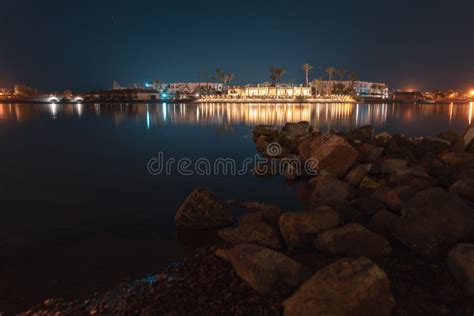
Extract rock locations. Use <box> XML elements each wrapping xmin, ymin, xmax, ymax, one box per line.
<box><xmin>279</xmin><ymin>209</ymin><xmax>340</xmax><ymax>248</ymax></box>
<box><xmin>344</xmin><ymin>164</ymin><xmax>372</xmax><ymax>186</ymax></box>
<box><xmin>437</xmin><ymin>130</ymin><xmax>459</xmax><ymax>145</ymax></box>
<box><xmin>381</xmin><ymin>159</ymin><xmax>408</xmax><ymax>174</ymax></box>
<box><xmin>281</xmin><ymin>122</ymin><xmax>311</xmax><ymax>138</ymax></box>
<box><xmin>255</xmin><ymin>135</ymin><xmax>269</xmax><ymax>152</ymax></box>
<box><xmin>389</xmin><ymin>167</ymin><xmax>438</xmax><ymax>190</ymax></box>
<box><xmin>218</xmin><ymin>221</ymin><xmax>283</xmax><ymax>249</ymax></box>
<box><xmin>349</xmin><ymin>197</ymin><xmax>386</xmax><ymax>216</ymax></box>
<box><xmin>392</xmin><ymin>188</ymin><xmax>474</xmax><ymax>256</ymax></box>
<box><xmin>466</xmin><ymin>140</ymin><xmax>474</xmax><ymax>154</ymax></box>
<box><xmin>450</xmin><ymin>177</ymin><xmax>474</xmax><ymax>202</ymax></box>
<box><xmin>375</xmin><ymin>131</ymin><xmax>392</xmax><ymax>141</ymax></box>
<box><xmin>373</xmin><ymin>186</ymin><xmax>418</xmax><ymax>212</ymax></box>
<box><xmin>386</xmin><ymin>135</ymin><xmax>417</xmax><ymax>161</ymax></box>
<box><xmin>298</xmin><ymin>134</ymin><xmax>359</xmax><ymax>177</ymax></box>
<box><xmin>448</xmin><ymin>244</ymin><xmax>474</xmax><ymax>296</ymax></box>
<box><xmin>252</xmin><ymin>125</ymin><xmax>278</xmax><ymax>140</ymax></box>
<box><xmin>313</xmin><ymin>223</ymin><xmax>392</xmax><ymax>257</ymax></box>
<box><xmin>464</xmin><ymin>126</ymin><xmax>474</xmax><ymax>147</ymax></box>
<box><xmin>359</xmin><ymin>144</ymin><xmax>384</xmax><ymax>163</ymax></box>
<box><xmin>359</xmin><ymin>176</ymin><xmax>382</xmax><ymax>191</ymax></box>
<box><xmin>368</xmin><ymin>209</ymin><xmax>400</xmax><ymax>237</ymax></box>
<box><xmin>441</xmin><ymin>152</ymin><xmax>474</xmax><ymax>167</ymax></box>
<box><xmin>416</xmin><ymin>137</ymin><xmax>451</xmax><ymax>158</ymax></box>
<box><xmin>347</xmin><ymin>125</ymin><xmax>373</xmax><ymax>142</ymax></box>
<box><xmin>216</xmin><ymin>244</ymin><xmax>311</xmax><ymax>295</ymax></box>
<box><xmin>282</xmin><ymin>257</ymin><xmax>395</xmax><ymax>316</ymax></box>
<box><xmin>236</xmin><ymin>202</ymin><xmax>282</xmax><ymax>228</ymax></box>
<box><xmin>175</xmin><ymin>187</ymin><xmax>233</xmax><ymax>229</ymax></box>
<box><xmin>311</xmin><ymin>174</ymin><xmax>356</xmax><ymax>207</ymax></box>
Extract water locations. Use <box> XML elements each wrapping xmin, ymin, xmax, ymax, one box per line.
<box><xmin>0</xmin><ymin>102</ymin><xmax>472</xmax><ymax>313</ymax></box>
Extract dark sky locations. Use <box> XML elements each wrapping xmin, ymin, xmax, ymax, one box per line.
<box><xmin>0</xmin><ymin>0</ymin><xmax>473</xmax><ymax>92</ymax></box>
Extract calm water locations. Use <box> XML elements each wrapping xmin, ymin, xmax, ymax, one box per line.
<box><xmin>0</xmin><ymin>102</ymin><xmax>473</xmax><ymax>313</ymax></box>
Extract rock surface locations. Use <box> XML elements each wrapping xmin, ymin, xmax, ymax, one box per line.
<box><xmin>345</xmin><ymin>164</ymin><xmax>372</xmax><ymax>186</ymax></box>
<box><xmin>448</xmin><ymin>244</ymin><xmax>474</xmax><ymax>297</ymax></box>
<box><xmin>313</xmin><ymin>223</ymin><xmax>392</xmax><ymax>257</ymax></box>
<box><xmin>359</xmin><ymin>143</ymin><xmax>384</xmax><ymax>163</ymax></box>
<box><xmin>216</xmin><ymin>244</ymin><xmax>310</xmax><ymax>295</ymax></box>
<box><xmin>282</xmin><ymin>257</ymin><xmax>395</xmax><ymax>316</ymax></box>
<box><xmin>311</xmin><ymin>174</ymin><xmax>356</xmax><ymax>207</ymax></box>
<box><xmin>218</xmin><ymin>221</ymin><xmax>283</xmax><ymax>249</ymax></box>
<box><xmin>450</xmin><ymin>177</ymin><xmax>474</xmax><ymax>202</ymax></box>
<box><xmin>175</xmin><ymin>187</ymin><xmax>233</xmax><ymax>229</ymax></box>
<box><xmin>298</xmin><ymin>134</ymin><xmax>358</xmax><ymax>177</ymax></box>
<box><xmin>373</xmin><ymin>186</ymin><xmax>418</xmax><ymax>212</ymax></box>
<box><xmin>279</xmin><ymin>209</ymin><xmax>340</xmax><ymax>248</ymax></box>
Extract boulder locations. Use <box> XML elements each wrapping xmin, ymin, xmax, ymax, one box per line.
<box><xmin>252</xmin><ymin>125</ymin><xmax>278</xmax><ymax>140</ymax></box>
<box><xmin>359</xmin><ymin>176</ymin><xmax>382</xmax><ymax>191</ymax></box>
<box><xmin>349</xmin><ymin>197</ymin><xmax>386</xmax><ymax>216</ymax></box>
<box><xmin>218</xmin><ymin>221</ymin><xmax>283</xmax><ymax>249</ymax></box>
<box><xmin>441</xmin><ymin>152</ymin><xmax>474</xmax><ymax>167</ymax></box>
<box><xmin>392</xmin><ymin>188</ymin><xmax>474</xmax><ymax>256</ymax></box>
<box><xmin>373</xmin><ymin>186</ymin><xmax>418</xmax><ymax>212</ymax></box>
<box><xmin>381</xmin><ymin>159</ymin><xmax>408</xmax><ymax>174</ymax></box>
<box><xmin>313</xmin><ymin>223</ymin><xmax>392</xmax><ymax>257</ymax></box>
<box><xmin>386</xmin><ymin>135</ymin><xmax>417</xmax><ymax>161</ymax></box>
<box><xmin>437</xmin><ymin>130</ymin><xmax>459</xmax><ymax>145</ymax></box>
<box><xmin>416</xmin><ymin>137</ymin><xmax>450</xmax><ymax>158</ymax></box>
<box><xmin>236</xmin><ymin>202</ymin><xmax>282</xmax><ymax>228</ymax></box>
<box><xmin>347</xmin><ymin>125</ymin><xmax>373</xmax><ymax>142</ymax></box>
<box><xmin>464</xmin><ymin>126</ymin><xmax>474</xmax><ymax>147</ymax></box>
<box><xmin>283</xmin><ymin>257</ymin><xmax>395</xmax><ymax>316</ymax></box>
<box><xmin>311</xmin><ymin>174</ymin><xmax>356</xmax><ymax>207</ymax></box>
<box><xmin>216</xmin><ymin>244</ymin><xmax>310</xmax><ymax>295</ymax></box>
<box><xmin>345</xmin><ymin>164</ymin><xmax>372</xmax><ymax>186</ymax></box>
<box><xmin>175</xmin><ymin>187</ymin><xmax>232</xmax><ymax>229</ymax></box>
<box><xmin>389</xmin><ymin>167</ymin><xmax>438</xmax><ymax>190</ymax></box>
<box><xmin>359</xmin><ymin>144</ymin><xmax>384</xmax><ymax>163</ymax></box>
<box><xmin>448</xmin><ymin>244</ymin><xmax>474</xmax><ymax>297</ymax></box>
<box><xmin>298</xmin><ymin>134</ymin><xmax>359</xmax><ymax>177</ymax></box>
<box><xmin>281</xmin><ymin>122</ymin><xmax>311</xmax><ymax>138</ymax></box>
<box><xmin>450</xmin><ymin>177</ymin><xmax>474</xmax><ymax>202</ymax></box>
<box><xmin>375</xmin><ymin>131</ymin><xmax>392</xmax><ymax>141</ymax></box>
<box><xmin>255</xmin><ymin>135</ymin><xmax>269</xmax><ymax>152</ymax></box>
<box><xmin>279</xmin><ymin>209</ymin><xmax>340</xmax><ymax>248</ymax></box>
<box><xmin>368</xmin><ymin>209</ymin><xmax>400</xmax><ymax>238</ymax></box>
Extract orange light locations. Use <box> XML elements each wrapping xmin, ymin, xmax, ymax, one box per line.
<box><xmin>470</xmin><ymin>90</ymin><xmax>474</xmax><ymax>97</ymax></box>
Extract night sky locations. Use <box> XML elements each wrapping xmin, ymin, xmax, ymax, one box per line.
<box><xmin>0</xmin><ymin>0</ymin><xmax>473</xmax><ymax>92</ymax></box>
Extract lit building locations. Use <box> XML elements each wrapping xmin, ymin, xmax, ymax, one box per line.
<box><xmin>227</xmin><ymin>84</ymin><xmax>312</xmax><ymax>99</ymax></box>
<box><xmin>167</xmin><ymin>82</ymin><xmax>223</xmax><ymax>94</ymax></box>
<box><xmin>84</xmin><ymin>89</ymin><xmax>161</xmax><ymax>101</ymax></box>
<box><xmin>311</xmin><ymin>81</ymin><xmax>389</xmax><ymax>99</ymax></box>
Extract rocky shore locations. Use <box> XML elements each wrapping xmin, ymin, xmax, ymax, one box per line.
<box><xmin>23</xmin><ymin>123</ymin><xmax>474</xmax><ymax>315</ymax></box>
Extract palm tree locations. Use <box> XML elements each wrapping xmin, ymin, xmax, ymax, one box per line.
<box><xmin>336</xmin><ymin>68</ymin><xmax>346</xmax><ymax>81</ymax></box>
<box><xmin>325</xmin><ymin>66</ymin><xmax>336</xmax><ymax>96</ymax></box>
<box><xmin>348</xmin><ymin>72</ymin><xmax>357</xmax><ymax>82</ymax></box>
<box><xmin>270</xmin><ymin>67</ymin><xmax>286</xmax><ymax>85</ymax></box>
<box><xmin>224</xmin><ymin>73</ymin><xmax>235</xmax><ymax>86</ymax></box>
<box><xmin>302</xmin><ymin>63</ymin><xmax>314</xmax><ymax>86</ymax></box>
<box><xmin>153</xmin><ymin>79</ymin><xmax>163</xmax><ymax>90</ymax></box>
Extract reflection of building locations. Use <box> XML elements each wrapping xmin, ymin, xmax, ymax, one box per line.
<box><xmin>311</xmin><ymin>81</ymin><xmax>389</xmax><ymax>98</ymax></box>
<box><xmin>227</xmin><ymin>85</ymin><xmax>312</xmax><ymax>99</ymax></box>
<box><xmin>85</xmin><ymin>89</ymin><xmax>161</xmax><ymax>101</ymax></box>
<box><xmin>168</xmin><ymin>82</ymin><xmax>223</xmax><ymax>94</ymax></box>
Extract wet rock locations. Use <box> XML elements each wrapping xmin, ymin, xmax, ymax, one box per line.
<box><xmin>236</xmin><ymin>202</ymin><xmax>282</xmax><ymax>228</ymax></box>
<box><xmin>381</xmin><ymin>159</ymin><xmax>408</xmax><ymax>174</ymax></box>
<box><xmin>218</xmin><ymin>221</ymin><xmax>283</xmax><ymax>249</ymax></box>
<box><xmin>279</xmin><ymin>209</ymin><xmax>340</xmax><ymax>248</ymax></box>
<box><xmin>391</xmin><ymin>188</ymin><xmax>474</xmax><ymax>256</ymax></box>
<box><xmin>298</xmin><ymin>134</ymin><xmax>359</xmax><ymax>177</ymax></box>
<box><xmin>252</xmin><ymin>125</ymin><xmax>278</xmax><ymax>140</ymax></box>
<box><xmin>346</xmin><ymin>125</ymin><xmax>373</xmax><ymax>142</ymax></box>
<box><xmin>359</xmin><ymin>143</ymin><xmax>384</xmax><ymax>163</ymax></box>
<box><xmin>416</xmin><ymin>137</ymin><xmax>450</xmax><ymax>158</ymax></box>
<box><xmin>359</xmin><ymin>176</ymin><xmax>382</xmax><ymax>191</ymax></box>
<box><xmin>450</xmin><ymin>177</ymin><xmax>474</xmax><ymax>202</ymax></box>
<box><xmin>282</xmin><ymin>257</ymin><xmax>395</xmax><ymax>316</ymax></box>
<box><xmin>349</xmin><ymin>197</ymin><xmax>386</xmax><ymax>216</ymax></box>
<box><xmin>344</xmin><ymin>164</ymin><xmax>372</xmax><ymax>186</ymax></box>
<box><xmin>373</xmin><ymin>186</ymin><xmax>418</xmax><ymax>212</ymax></box>
<box><xmin>216</xmin><ymin>244</ymin><xmax>311</xmax><ymax>295</ymax></box>
<box><xmin>448</xmin><ymin>243</ymin><xmax>474</xmax><ymax>297</ymax></box>
<box><xmin>310</xmin><ymin>174</ymin><xmax>356</xmax><ymax>207</ymax></box>
<box><xmin>175</xmin><ymin>187</ymin><xmax>233</xmax><ymax>229</ymax></box>
<box><xmin>313</xmin><ymin>223</ymin><xmax>392</xmax><ymax>257</ymax></box>
<box><xmin>441</xmin><ymin>152</ymin><xmax>474</xmax><ymax>167</ymax></box>
<box><xmin>389</xmin><ymin>167</ymin><xmax>438</xmax><ymax>190</ymax></box>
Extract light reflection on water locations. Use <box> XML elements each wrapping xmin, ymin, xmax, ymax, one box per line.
<box><xmin>0</xmin><ymin>102</ymin><xmax>472</xmax><ymax>136</ymax></box>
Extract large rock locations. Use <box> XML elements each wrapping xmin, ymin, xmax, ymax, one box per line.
<box><xmin>298</xmin><ymin>134</ymin><xmax>359</xmax><ymax>177</ymax></box>
<box><xmin>448</xmin><ymin>243</ymin><xmax>474</xmax><ymax>297</ymax></box>
<box><xmin>283</xmin><ymin>257</ymin><xmax>395</xmax><ymax>316</ymax></box>
<box><xmin>359</xmin><ymin>176</ymin><xmax>382</xmax><ymax>191</ymax></box>
<box><xmin>359</xmin><ymin>144</ymin><xmax>384</xmax><ymax>163</ymax></box>
<box><xmin>390</xmin><ymin>188</ymin><xmax>474</xmax><ymax>256</ymax></box>
<box><xmin>373</xmin><ymin>186</ymin><xmax>418</xmax><ymax>212</ymax></box>
<box><xmin>450</xmin><ymin>177</ymin><xmax>474</xmax><ymax>202</ymax></box>
<box><xmin>349</xmin><ymin>197</ymin><xmax>386</xmax><ymax>216</ymax></box>
<box><xmin>281</xmin><ymin>122</ymin><xmax>311</xmax><ymax>138</ymax></box>
<box><xmin>381</xmin><ymin>159</ymin><xmax>408</xmax><ymax>174</ymax></box>
<box><xmin>386</xmin><ymin>135</ymin><xmax>417</xmax><ymax>161</ymax></box>
<box><xmin>313</xmin><ymin>223</ymin><xmax>392</xmax><ymax>258</ymax></box>
<box><xmin>346</xmin><ymin>125</ymin><xmax>373</xmax><ymax>142</ymax></box>
<box><xmin>464</xmin><ymin>126</ymin><xmax>474</xmax><ymax>147</ymax></box>
<box><xmin>252</xmin><ymin>125</ymin><xmax>279</xmax><ymax>140</ymax></box>
<box><xmin>216</xmin><ymin>244</ymin><xmax>310</xmax><ymax>295</ymax></box>
<box><xmin>175</xmin><ymin>187</ymin><xmax>232</xmax><ymax>229</ymax></box>
<box><xmin>389</xmin><ymin>167</ymin><xmax>438</xmax><ymax>189</ymax></box>
<box><xmin>218</xmin><ymin>221</ymin><xmax>283</xmax><ymax>249</ymax></box>
<box><xmin>345</xmin><ymin>164</ymin><xmax>372</xmax><ymax>186</ymax></box>
<box><xmin>441</xmin><ymin>152</ymin><xmax>474</xmax><ymax>167</ymax></box>
<box><xmin>235</xmin><ymin>201</ymin><xmax>282</xmax><ymax>228</ymax></box>
<box><xmin>311</xmin><ymin>174</ymin><xmax>356</xmax><ymax>207</ymax></box>
<box><xmin>416</xmin><ymin>137</ymin><xmax>450</xmax><ymax>158</ymax></box>
<box><xmin>279</xmin><ymin>209</ymin><xmax>340</xmax><ymax>248</ymax></box>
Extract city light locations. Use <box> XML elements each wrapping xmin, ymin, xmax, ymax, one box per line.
<box><xmin>470</xmin><ymin>90</ymin><xmax>474</xmax><ymax>97</ymax></box>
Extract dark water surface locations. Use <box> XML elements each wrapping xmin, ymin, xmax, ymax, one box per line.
<box><xmin>0</xmin><ymin>102</ymin><xmax>472</xmax><ymax>313</ymax></box>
